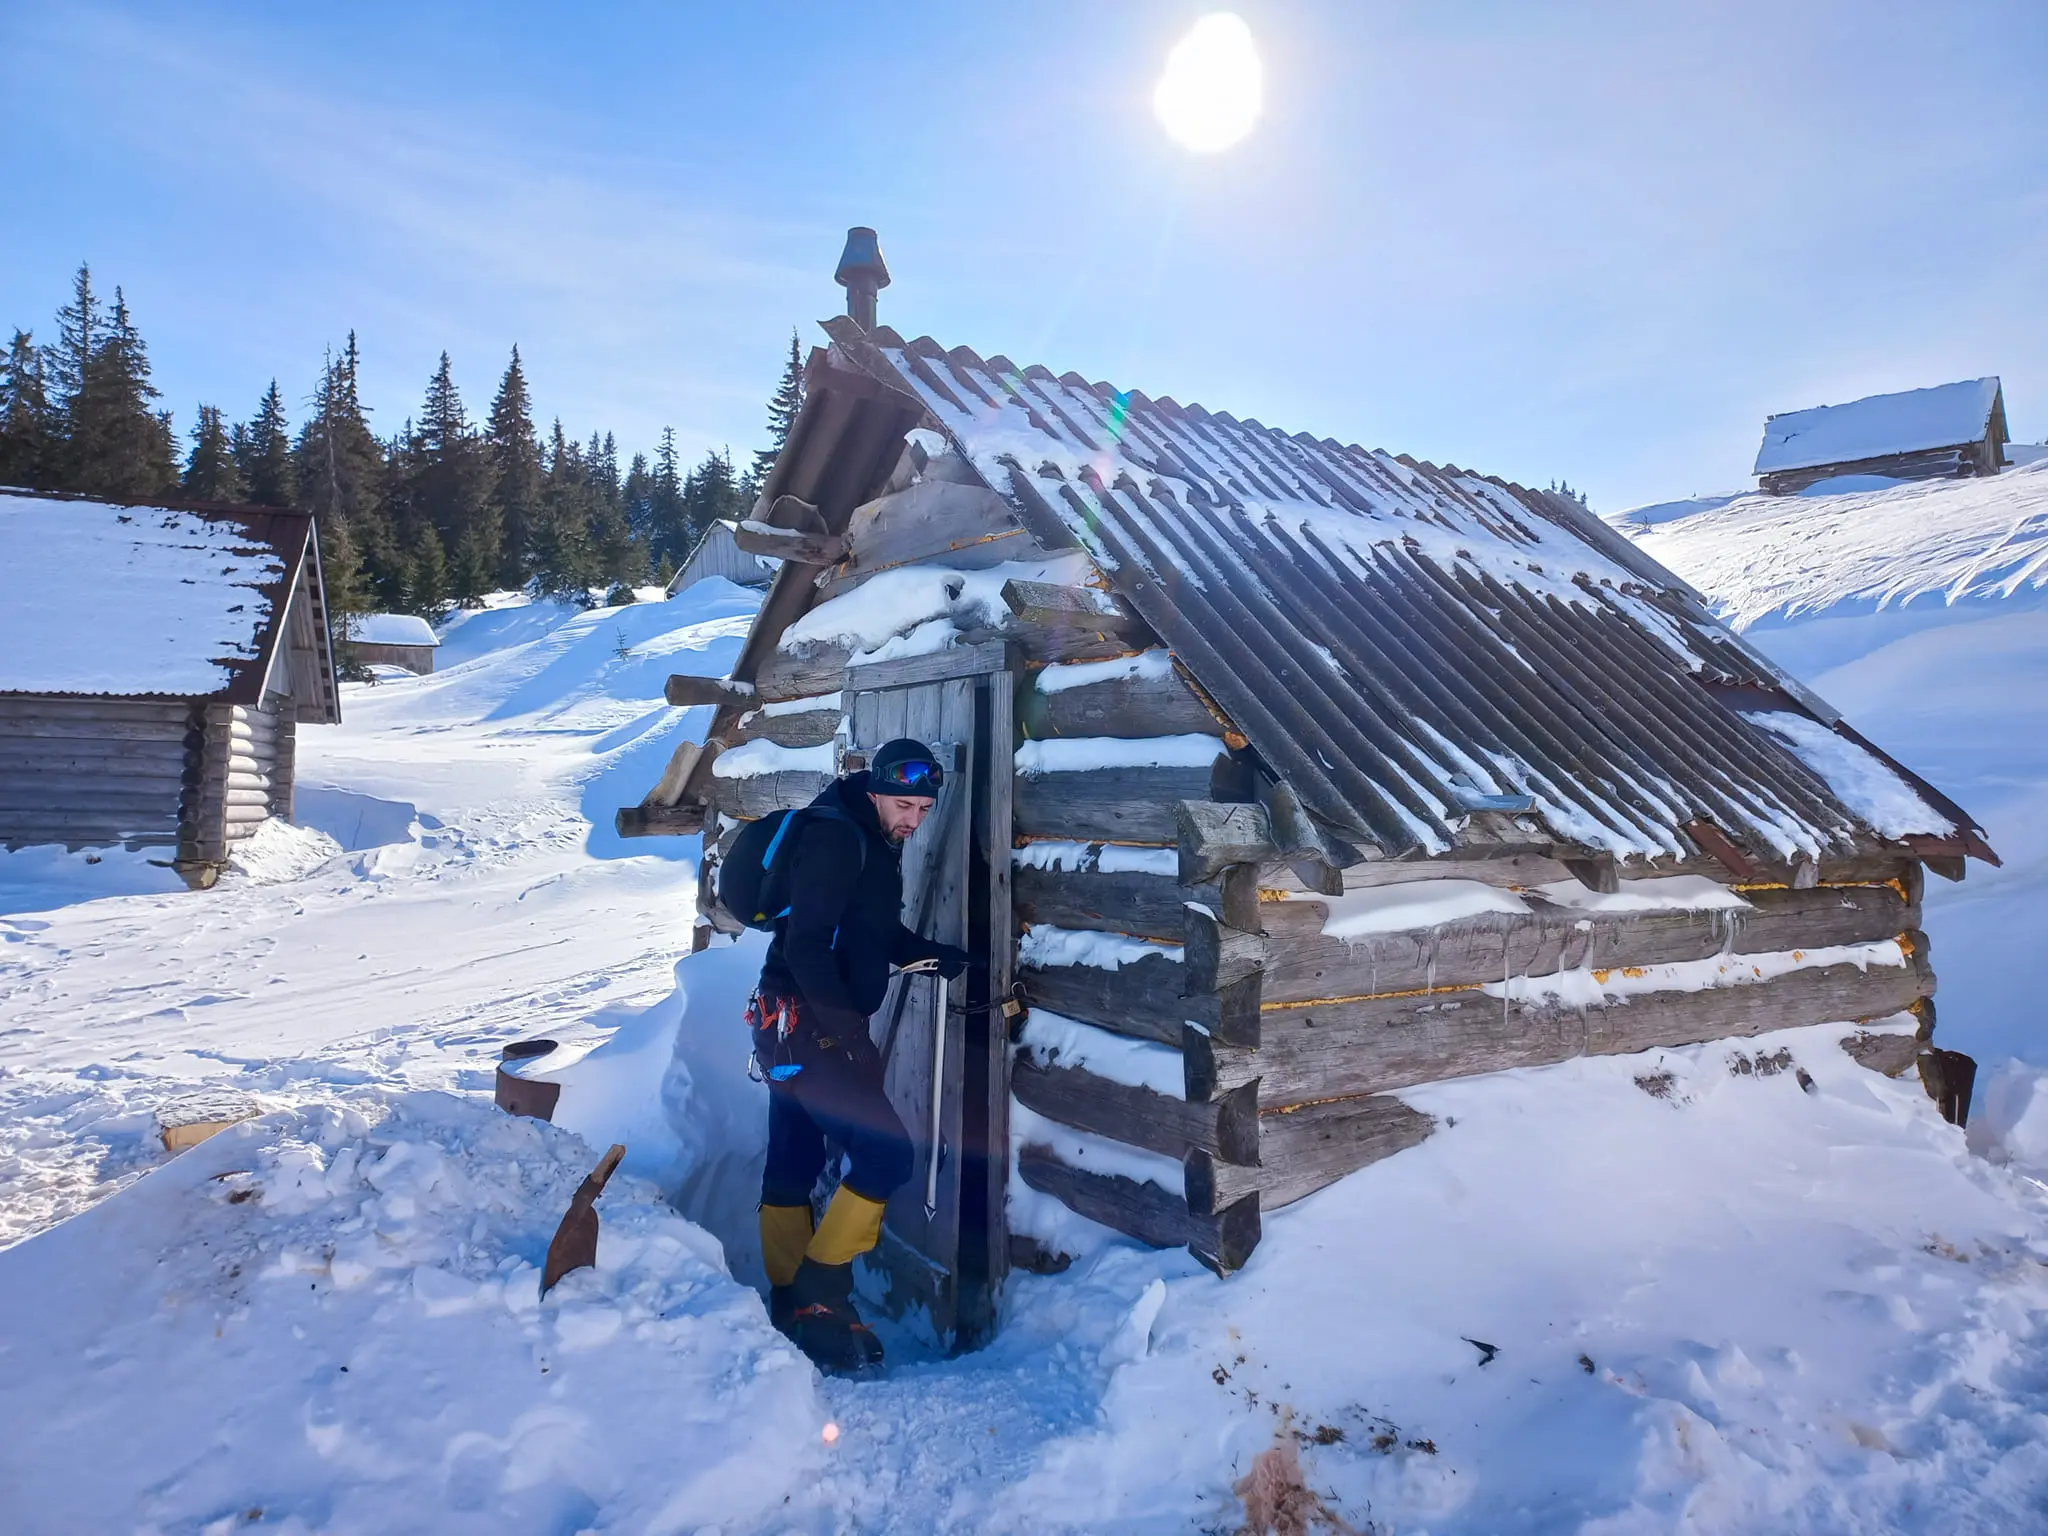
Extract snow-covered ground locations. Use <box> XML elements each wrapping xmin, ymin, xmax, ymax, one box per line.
<box><xmin>4</xmin><ymin>564</ymin><xmax>2048</xmax><ymax>1532</ymax></box>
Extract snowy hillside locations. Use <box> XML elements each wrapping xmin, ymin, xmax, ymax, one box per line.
<box><xmin>1621</xmin><ymin>464</ymin><xmax>2048</xmax><ymax>1071</ymax></box>
<box><xmin>4</xmin><ymin>578</ymin><xmax>2048</xmax><ymax>1532</ymax></box>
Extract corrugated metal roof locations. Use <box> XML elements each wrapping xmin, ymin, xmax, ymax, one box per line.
<box><xmin>0</xmin><ymin>490</ymin><xmax>333</xmax><ymax>711</ymax></box>
<box><xmin>853</xmin><ymin>329</ymin><xmax>1982</xmax><ymax>866</ymax></box>
<box><xmin>1755</xmin><ymin>378</ymin><xmax>2003</xmax><ymax>476</ymax></box>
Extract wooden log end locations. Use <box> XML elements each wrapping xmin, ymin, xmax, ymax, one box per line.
<box><xmin>1176</xmin><ymin>800</ymin><xmax>1277</xmax><ymax>884</ymax></box>
<box><xmin>1191</xmin><ymin>1192</ymin><xmax>1261</xmax><ymax>1277</ymax></box>
<box><xmin>616</xmin><ymin>802</ymin><xmax>707</xmax><ymax>839</ymax></box>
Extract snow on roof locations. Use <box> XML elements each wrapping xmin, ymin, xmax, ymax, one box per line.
<box><xmin>349</xmin><ymin>613</ymin><xmax>439</xmax><ymax>648</ymax></box>
<box><xmin>1623</xmin><ymin>458</ymin><xmax>2048</xmax><ymax>627</ymax></box>
<box><xmin>829</xmin><ymin>327</ymin><xmax>1964</xmax><ymax>864</ymax></box>
<box><xmin>0</xmin><ymin>491</ymin><xmax>306</xmax><ymax>699</ymax></box>
<box><xmin>1754</xmin><ymin>378</ymin><xmax>2002</xmax><ymax>476</ymax></box>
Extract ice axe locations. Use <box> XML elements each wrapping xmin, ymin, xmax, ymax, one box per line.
<box><xmin>540</xmin><ymin>1142</ymin><xmax>625</xmax><ymax>1297</ymax></box>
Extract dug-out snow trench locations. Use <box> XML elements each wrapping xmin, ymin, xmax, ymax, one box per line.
<box><xmin>293</xmin><ymin>785</ymin><xmax>436</xmax><ymax>852</ymax></box>
<box><xmin>542</xmin><ymin>931</ymin><xmax>780</xmax><ymax>1291</ymax></box>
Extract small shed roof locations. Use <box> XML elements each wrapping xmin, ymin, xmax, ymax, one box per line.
<box><xmin>824</xmin><ymin>325</ymin><xmax>1985</xmax><ymax>865</ymax></box>
<box><xmin>0</xmin><ymin>488</ymin><xmax>338</xmax><ymax>713</ymax></box>
<box><xmin>1754</xmin><ymin>378</ymin><xmax>2004</xmax><ymax>476</ymax></box>
<box><xmin>350</xmin><ymin>613</ymin><xmax>440</xmax><ymax>648</ymax></box>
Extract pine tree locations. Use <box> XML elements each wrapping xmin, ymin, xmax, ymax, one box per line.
<box><xmin>81</xmin><ymin>287</ymin><xmax>177</xmax><ymax>497</ymax></box>
<box><xmin>371</xmin><ymin>423</ymin><xmax>418</xmax><ymax>611</ymax></box>
<box><xmin>182</xmin><ymin>405</ymin><xmax>244</xmax><ymax>501</ymax></box>
<box><xmin>44</xmin><ymin>264</ymin><xmax>102</xmax><ymax>479</ymax></box>
<box><xmin>621</xmin><ymin>449</ymin><xmax>654</xmax><ymax>546</ymax></box>
<box><xmin>530</xmin><ymin>419</ymin><xmax>598</xmax><ymax>598</ymax></box>
<box><xmin>648</xmin><ymin>427</ymin><xmax>689</xmax><ymax>563</ymax></box>
<box><xmin>682</xmin><ymin>447</ymin><xmax>744</xmax><ymax>543</ymax></box>
<box><xmin>408</xmin><ymin>523</ymin><xmax>450</xmax><ymax>615</ymax></box>
<box><xmin>240</xmin><ymin>381</ymin><xmax>295</xmax><ymax>506</ymax></box>
<box><xmin>407</xmin><ymin>353</ymin><xmax>495</xmax><ymax>602</ymax></box>
<box><xmin>483</xmin><ymin>346</ymin><xmax>542</xmax><ymax>588</ymax></box>
<box><xmin>752</xmin><ymin>329</ymin><xmax>804</xmax><ymax>485</ymax></box>
<box><xmin>296</xmin><ymin>336</ymin><xmax>387</xmax><ymax>625</ymax></box>
<box><xmin>0</xmin><ymin>329</ymin><xmax>55</xmax><ymax>490</ymax></box>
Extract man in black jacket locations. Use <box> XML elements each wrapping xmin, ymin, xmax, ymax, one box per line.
<box><xmin>750</xmin><ymin>736</ymin><xmax>967</xmax><ymax>1373</ymax></box>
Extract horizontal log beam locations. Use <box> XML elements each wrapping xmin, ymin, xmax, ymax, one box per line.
<box><xmin>1016</xmin><ymin>763</ymin><xmax>1224</xmax><ymax>844</ymax></box>
<box><xmin>703</xmin><ymin>769</ymin><xmax>832</xmax><ymax>821</ymax></box>
<box><xmin>1013</xmin><ymin>861</ymin><xmax>1247</xmax><ymax>940</ymax></box>
<box><xmin>1016</xmin><ymin>1145</ymin><xmax>1260</xmax><ymax>1274</ymax></box>
<box><xmin>1020</xmin><ymin>950</ymin><xmax>1187</xmax><ymax>1046</ymax></box>
<box><xmin>730</xmin><ymin>705</ymin><xmax>841</xmax><ymax>749</ymax></box>
<box><xmin>1254</xmin><ymin>880</ymin><xmax>1916</xmax><ymax>1007</ymax></box>
<box><xmin>1020</xmin><ymin>659</ymin><xmax>1224</xmax><ymax>742</ymax></box>
<box><xmin>1190</xmin><ymin>941</ymin><xmax>1935</xmax><ymax>1109</ymax></box>
<box><xmin>0</xmin><ymin>717</ymin><xmax>197</xmax><ymax>742</ymax></box>
<box><xmin>1012</xmin><ymin>1058</ymin><xmax>1259</xmax><ymax>1167</ymax></box>
<box><xmin>832</xmin><ymin>479</ymin><xmax>1034</xmax><ymax>587</ymax></box>
<box><xmin>733</xmin><ymin>520</ymin><xmax>848</xmax><ymax>565</ymax></box>
<box><xmin>1253</xmin><ymin>849</ymin><xmax>1918</xmax><ymax>898</ymax></box>
<box><xmin>665</xmin><ymin>675</ymin><xmax>756</xmax><ymax>709</ymax></box>
<box><xmin>845</xmin><ymin>639</ymin><xmax>1014</xmax><ymax>693</ymax></box>
<box><xmin>1187</xmin><ymin>1094</ymin><xmax>1437</xmax><ymax>1215</ymax></box>
<box><xmin>0</xmin><ymin>698</ymin><xmax>193</xmax><ymax>722</ymax></box>
<box><xmin>1001</xmin><ymin>579</ymin><xmax>1140</xmax><ymax>635</ymax></box>
<box><xmin>1020</xmin><ymin>952</ymin><xmax>1262</xmax><ymax>1049</ymax></box>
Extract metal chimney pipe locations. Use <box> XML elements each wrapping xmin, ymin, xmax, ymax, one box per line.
<box><xmin>834</xmin><ymin>226</ymin><xmax>891</xmax><ymax>332</ymax></box>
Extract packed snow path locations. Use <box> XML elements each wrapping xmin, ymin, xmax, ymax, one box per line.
<box><xmin>3</xmin><ymin>582</ymin><xmax>2048</xmax><ymax>1532</ymax></box>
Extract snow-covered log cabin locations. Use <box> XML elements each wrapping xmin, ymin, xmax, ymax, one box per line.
<box><xmin>621</xmin><ymin>233</ymin><xmax>1999</xmax><ymax>1340</ymax></box>
<box><xmin>347</xmin><ymin>612</ymin><xmax>440</xmax><ymax>675</ymax></box>
<box><xmin>0</xmin><ymin>489</ymin><xmax>340</xmax><ymax>888</ymax></box>
<box><xmin>1754</xmin><ymin>377</ymin><xmax>2010</xmax><ymax>494</ymax></box>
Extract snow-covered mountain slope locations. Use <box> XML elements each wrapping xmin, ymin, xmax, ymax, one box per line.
<box><xmin>3</xmin><ymin>578</ymin><xmax>2047</xmax><ymax>1533</ymax></box>
<box><xmin>1621</xmin><ymin>465</ymin><xmax>2048</xmax><ymax>1071</ymax></box>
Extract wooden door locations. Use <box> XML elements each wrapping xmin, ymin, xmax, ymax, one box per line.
<box><xmin>844</xmin><ymin>648</ymin><xmax>1013</xmax><ymax>1349</ymax></box>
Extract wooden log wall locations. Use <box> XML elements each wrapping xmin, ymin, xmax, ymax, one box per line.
<box><xmin>0</xmin><ymin>696</ymin><xmax>193</xmax><ymax>854</ymax></box>
<box><xmin>1007</xmin><ymin>696</ymin><xmax>1939</xmax><ymax>1274</ymax></box>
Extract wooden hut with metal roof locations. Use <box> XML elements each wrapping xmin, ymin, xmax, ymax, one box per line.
<box><xmin>620</xmin><ymin>232</ymin><xmax>1997</xmax><ymax>1343</ymax></box>
<box><xmin>0</xmin><ymin>489</ymin><xmax>340</xmax><ymax>888</ymax></box>
<box><xmin>664</xmin><ymin>520</ymin><xmax>780</xmax><ymax>598</ymax></box>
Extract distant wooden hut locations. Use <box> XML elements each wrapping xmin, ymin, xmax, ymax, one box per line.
<box><xmin>0</xmin><ymin>489</ymin><xmax>340</xmax><ymax>888</ymax></box>
<box><xmin>619</xmin><ymin>235</ymin><xmax>1997</xmax><ymax>1343</ymax></box>
<box><xmin>1755</xmin><ymin>377</ymin><xmax>2009</xmax><ymax>494</ymax></box>
<box><xmin>348</xmin><ymin>613</ymin><xmax>440</xmax><ymax>674</ymax></box>
<box><xmin>664</xmin><ymin>520</ymin><xmax>779</xmax><ymax>597</ymax></box>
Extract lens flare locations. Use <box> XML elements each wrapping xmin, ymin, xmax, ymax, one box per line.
<box><xmin>1153</xmin><ymin>13</ymin><xmax>1263</xmax><ymax>154</ymax></box>
<box><xmin>822</xmin><ymin>1422</ymin><xmax>841</xmax><ymax>1444</ymax></box>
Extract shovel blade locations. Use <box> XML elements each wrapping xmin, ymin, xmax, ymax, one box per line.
<box><xmin>538</xmin><ymin>1144</ymin><xmax>626</xmax><ymax>1297</ymax></box>
<box><xmin>541</xmin><ymin>1200</ymin><xmax>598</xmax><ymax>1296</ymax></box>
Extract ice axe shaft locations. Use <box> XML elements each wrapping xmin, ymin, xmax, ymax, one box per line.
<box><xmin>540</xmin><ymin>1142</ymin><xmax>625</xmax><ymax>1297</ymax></box>
<box><xmin>923</xmin><ymin>972</ymin><xmax>947</xmax><ymax>1221</ymax></box>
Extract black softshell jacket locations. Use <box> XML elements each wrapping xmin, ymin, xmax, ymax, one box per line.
<box><xmin>758</xmin><ymin>772</ymin><xmax>947</xmax><ymax>1031</ymax></box>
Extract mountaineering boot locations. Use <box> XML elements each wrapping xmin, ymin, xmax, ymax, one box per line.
<box><xmin>788</xmin><ymin>1257</ymin><xmax>885</xmax><ymax>1375</ymax></box>
<box><xmin>759</xmin><ymin>1203</ymin><xmax>815</xmax><ymax>1339</ymax></box>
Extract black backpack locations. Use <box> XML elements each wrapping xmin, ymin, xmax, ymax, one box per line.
<box><xmin>717</xmin><ymin>804</ymin><xmax>864</xmax><ymax>932</ymax></box>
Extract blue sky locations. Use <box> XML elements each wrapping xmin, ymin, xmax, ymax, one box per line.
<box><xmin>4</xmin><ymin>0</ymin><xmax>2042</xmax><ymax>511</ymax></box>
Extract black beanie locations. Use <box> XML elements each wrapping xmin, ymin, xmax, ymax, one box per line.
<box><xmin>867</xmin><ymin>737</ymin><xmax>943</xmax><ymax>799</ymax></box>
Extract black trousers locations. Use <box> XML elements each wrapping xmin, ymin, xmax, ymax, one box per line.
<box><xmin>755</xmin><ymin>1000</ymin><xmax>913</xmax><ymax>1208</ymax></box>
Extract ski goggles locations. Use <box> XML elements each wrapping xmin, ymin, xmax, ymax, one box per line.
<box><xmin>871</xmin><ymin>757</ymin><xmax>943</xmax><ymax>793</ymax></box>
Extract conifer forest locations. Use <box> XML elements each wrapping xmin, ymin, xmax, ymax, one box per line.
<box><xmin>0</xmin><ymin>264</ymin><xmax>809</xmax><ymax>621</ymax></box>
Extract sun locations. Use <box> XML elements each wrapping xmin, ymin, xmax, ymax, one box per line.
<box><xmin>1153</xmin><ymin>13</ymin><xmax>1263</xmax><ymax>154</ymax></box>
